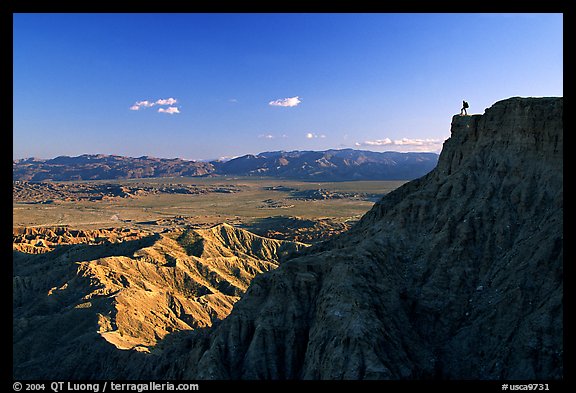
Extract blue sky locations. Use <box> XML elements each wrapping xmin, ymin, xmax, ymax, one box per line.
<box><xmin>13</xmin><ymin>13</ymin><xmax>563</xmax><ymax>161</ymax></box>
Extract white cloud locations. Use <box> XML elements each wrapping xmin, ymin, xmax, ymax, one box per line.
<box><xmin>362</xmin><ymin>138</ymin><xmax>393</xmax><ymax>146</ymax></box>
<box><xmin>394</xmin><ymin>138</ymin><xmax>441</xmax><ymax>146</ymax></box>
<box><xmin>155</xmin><ymin>98</ymin><xmax>177</xmax><ymax>106</ymax></box>
<box><xmin>130</xmin><ymin>100</ymin><xmax>155</xmax><ymax>110</ymax></box>
<box><xmin>158</xmin><ymin>107</ymin><xmax>180</xmax><ymax>114</ymax></box>
<box><xmin>306</xmin><ymin>133</ymin><xmax>314</xmax><ymax>139</ymax></box>
<box><xmin>130</xmin><ymin>97</ymin><xmax>179</xmax><ymax>112</ymax></box>
<box><xmin>355</xmin><ymin>137</ymin><xmax>446</xmax><ymax>152</ymax></box>
<box><xmin>269</xmin><ymin>96</ymin><xmax>302</xmax><ymax>107</ymax></box>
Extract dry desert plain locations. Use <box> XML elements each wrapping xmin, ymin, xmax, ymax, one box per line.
<box><xmin>13</xmin><ymin>176</ymin><xmax>406</xmax><ymax>242</ymax></box>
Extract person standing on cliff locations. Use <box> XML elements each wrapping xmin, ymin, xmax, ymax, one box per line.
<box><xmin>460</xmin><ymin>100</ymin><xmax>469</xmax><ymax>115</ymax></box>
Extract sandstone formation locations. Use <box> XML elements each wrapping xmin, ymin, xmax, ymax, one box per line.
<box><xmin>13</xmin><ymin>227</ymin><xmax>150</xmax><ymax>254</ymax></box>
<box><xmin>13</xmin><ymin>224</ymin><xmax>307</xmax><ymax>377</ymax></box>
<box><xmin>13</xmin><ymin>97</ymin><xmax>563</xmax><ymax>380</ymax></box>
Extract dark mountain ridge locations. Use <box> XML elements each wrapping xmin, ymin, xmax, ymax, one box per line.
<box><xmin>13</xmin><ymin>154</ymin><xmax>215</xmax><ymax>181</ymax></box>
<box><xmin>213</xmin><ymin>149</ymin><xmax>438</xmax><ymax>180</ymax></box>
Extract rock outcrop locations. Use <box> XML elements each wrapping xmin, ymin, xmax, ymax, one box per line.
<box><xmin>150</xmin><ymin>97</ymin><xmax>562</xmax><ymax>380</ymax></box>
<box><xmin>13</xmin><ymin>97</ymin><xmax>563</xmax><ymax>380</ymax></box>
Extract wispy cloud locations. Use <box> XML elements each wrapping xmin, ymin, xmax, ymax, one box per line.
<box><xmin>158</xmin><ymin>107</ymin><xmax>180</xmax><ymax>115</ymax></box>
<box><xmin>306</xmin><ymin>132</ymin><xmax>326</xmax><ymax>139</ymax></box>
<box><xmin>258</xmin><ymin>133</ymin><xmax>288</xmax><ymax>139</ymax></box>
<box><xmin>130</xmin><ymin>100</ymin><xmax>155</xmax><ymax>110</ymax></box>
<box><xmin>269</xmin><ymin>96</ymin><xmax>302</xmax><ymax>107</ymax></box>
<box><xmin>355</xmin><ymin>137</ymin><xmax>446</xmax><ymax>152</ymax></box>
<box><xmin>130</xmin><ymin>97</ymin><xmax>180</xmax><ymax>113</ymax></box>
<box><xmin>358</xmin><ymin>138</ymin><xmax>393</xmax><ymax>146</ymax></box>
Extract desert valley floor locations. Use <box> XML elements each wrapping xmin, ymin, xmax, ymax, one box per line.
<box><xmin>13</xmin><ymin>177</ymin><xmax>405</xmax><ymax>244</ymax></box>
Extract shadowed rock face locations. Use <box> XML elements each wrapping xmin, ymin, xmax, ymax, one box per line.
<box><xmin>152</xmin><ymin>97</ymin><xmax>561</xmax><ymax>380</ymax></box>
<box><xmin>13</xmin><ymin>97</ymin><xmax>563</xmax><ymax>380</ymax></box>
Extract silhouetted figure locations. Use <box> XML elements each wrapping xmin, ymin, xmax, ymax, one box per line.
<box><xmin>461</xmin><ymin>100</ymin><xmax>469</xmax><ymax>115</ymax></box>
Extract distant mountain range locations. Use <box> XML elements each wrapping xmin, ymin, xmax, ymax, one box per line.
<box><xmin>13</xmin><ymin>154</ymin><xmax>214</xmax><ymax>182</ymax></box>
<box><xmin>13</xmin><ymin>149</ymin><xmax>439</xmax><ymax>182</ymax></box>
